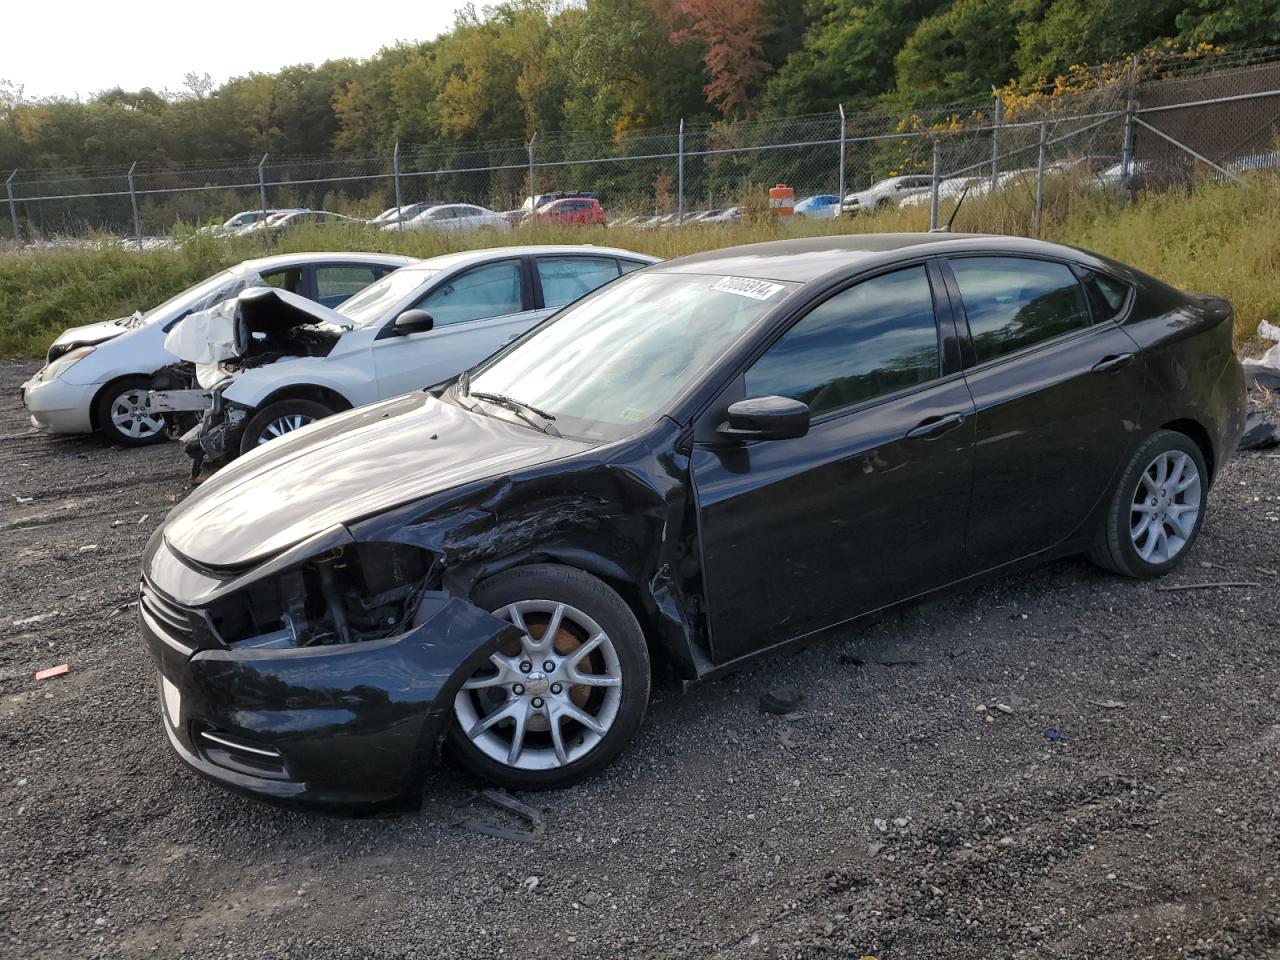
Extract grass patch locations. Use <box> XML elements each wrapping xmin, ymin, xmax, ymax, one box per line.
<box><xmin>2</xmin><ymin>173</ymin><xmax>1277</xmax><ymax>359</ymax></box>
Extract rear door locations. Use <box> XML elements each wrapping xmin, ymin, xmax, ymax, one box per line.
<box><xmin>943</xmin><ymin>254</ymin><xmax>1144</xmax><ymax>568</ymax></box>
<box><xmin>691</xmin><ymin>262</ymin><xmax>976</xmax><ymax>663</ymax></box>
<box><xmin>370</xmin><ymin>257</ymin><xmax>538</xmax><ymax>398</ymax></box>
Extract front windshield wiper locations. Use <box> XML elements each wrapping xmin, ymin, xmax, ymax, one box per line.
<box><xmin>468</xmin><ymin>391</ymin><xmax>560</xmax><ymax>436</ymax></box>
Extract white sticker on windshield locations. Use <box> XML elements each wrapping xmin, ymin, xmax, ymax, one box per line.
<box><xmin>710</xmin><ymin>276</ymin><xmax>785</xmax><ymax>301</ymax></box>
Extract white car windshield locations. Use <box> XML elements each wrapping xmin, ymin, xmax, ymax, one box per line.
<box><xmin>337</xmin><ymin>267</ymin><xmax>439</xmax><ymax>327</ymax></box>
<box><xmin>464</xmin><ymin>271</ymin><xmax>796</xmax><ymax>441</ymax></box>
<box><xmin>139</xmin><ymin>269</ymin><xmax>241</xmax><ymax>324</ymax></box>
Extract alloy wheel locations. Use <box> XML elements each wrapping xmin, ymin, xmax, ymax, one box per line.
<box><xmin>256</xmin><ymin>413</ymin><xmax>315</xmax><ymax>445</ymax></box>
<box><xmin>109</xmin><ymin>389</ymin><xmax>165</xmax><ymax>440</ymax></box>
<box><xmin>1129</xmin><ymin>449</ymin><xmax>1202</xmax><ymax>564</ymax></box>
<box><xmin>453</xmin><ymin>599</ymin><xmax>623</xmax><ymax>771</ymax></box>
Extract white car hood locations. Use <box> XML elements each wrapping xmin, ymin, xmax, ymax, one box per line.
<box><xmin>51</xmin><ymin>318</ymin><xmax>130</xmax><ymax>350</ymax></box>
<box><xmin>163</xmin><ymin>286</ymin><xmax>351</xmax><ymax>365</ymax></box>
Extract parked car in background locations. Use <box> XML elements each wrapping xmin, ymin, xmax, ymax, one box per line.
<box><xmin>370</xmin><ymin>202</ymin><xmax>438</xmax><ymax>226</ymax></box>
<box><xmin>393</xmin><ymin>204</ymin><xmax>510</xmax><ymax>233</ymax></box>
<box><xmin>198</xmin><ymin>210</ymin><xmax>297</xmax><ymax>236</ymax></box>
<box><xmin>251</xmin><ymin>210</ymin><xmax>368</xmax><ymax>236</ymax></box>
<box><xmin>138</xmin><ymin>232</ymin><xmax>1245</xmax><ymax>806</ymax></box>
<box><xmin>536</xmin><ymin>197</ymin><xmax>607</xmax><ymax>226</ymax></box>
<box><xmin>701</xmin><ymin>207</ymin><xmax>742</xmax><ymax>224</ymax></box>
<box><xmin>898</xmin><ymin>176</ymin><xmax>989</xmax><ymax>208</ymax></box>
<box><xmin>171</xmin><ymin>245</ymin><xmax>656</xmax><ymax>472</ymax></box>
<box><xmin>840</xmin><ymin>175</ymin><xmax>933</xmax><ymax>215</ymax></box>
<box><xmin>520</xmin><ymin>192</ymin><xmax>597</xmax><ymax>213</ymax></box>
<box><xmin>20</xmin><ymin>253</ymin><xmax>414</xmax><ymax>446</ymax></box>
<box><xmin>793</xmin><ymin>195</ymin><xmax>841</xmax><ymax>219</ymax></box>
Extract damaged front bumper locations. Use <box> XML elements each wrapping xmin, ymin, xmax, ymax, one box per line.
<box><xmin>179</xmin><ymin>384</ymin><xmax>248</xmax><ymax>477</ymax></box>
<box><xmin>140</xmin><ymin>537</ymin><xmax>520</xmax><ymax>808</ymax></box>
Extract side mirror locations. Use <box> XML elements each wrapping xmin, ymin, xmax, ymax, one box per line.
<box><xmin>717</xmin><ymin>396</ymin><xmax>810</xmax><ymax>441</ymax></box>
<box><xmin>393</xmin><ymin>309</ymin><xmax>434</xmax><ymax>335</ymax></box>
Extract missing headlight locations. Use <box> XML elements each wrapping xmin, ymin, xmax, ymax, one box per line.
<box><xmin>208</xmin><ymin>543</ymin><xmax>437</xmax><ymax>649</ymax></box>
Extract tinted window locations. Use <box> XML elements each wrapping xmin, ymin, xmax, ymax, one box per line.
<box><xmin>619</xmin><ymin>259</ymin><xmax>646</xmax><ymax>275</ymax></box>
<box><xmin>745</xmin><ymin>266</ymin><xmax>940</xmax><ymax>417</ymax></box>
<box><xmin>315</xmin><ymin>265</ymin><xmax>380</xmax><ymax>308</ymax></box>
<box><xmin>537</xmin><ymin>256</ymin><xmax>619</xmax><ymax>309</ymax></box>
<box><xmin>417</xmin><ymin>260</ymin><xmax>523</xmax><ymax>326</ymax></box>
<box><xmin>950</xmin><ymin>257</ymin><xmax>1089</xmax><ymax>363</ymax></box>
<box><xmin>1080</xmin><ymin>269</ymin><xmax>1131</xmax><ymax>322</ymax></box>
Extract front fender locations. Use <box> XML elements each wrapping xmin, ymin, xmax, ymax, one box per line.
<box><xmin>221</xmin><ymin>356</ymin><xmax>374</xmax><ymax>409</ymax></box>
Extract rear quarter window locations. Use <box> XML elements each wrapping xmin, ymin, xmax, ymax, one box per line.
<box><xmin>1079</xmin><ymin>270</ymin><xmax>1132</xmax><ymax>322</ymax></box>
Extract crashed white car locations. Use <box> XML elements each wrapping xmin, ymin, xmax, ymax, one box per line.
<box><xmin>166</xmin><ymin>245</ymin><xmax>656</xmax><ymax>472</ymax></box>
<box><xmin>19</xmin><ymin>252</ymin><xmax>412</xmax><ymax>445</ymax></box>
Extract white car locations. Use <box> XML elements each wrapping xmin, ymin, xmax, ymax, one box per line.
<box><xmin>898</xmin><ymin>176</ymin><xmax>989</xmax><ymax>208</ymax></box>
<box><xmin>370</xmin><ymin>202</ymin><xmax>438</xmax><ymax>226</ymax></box>
<box><xmin>175</xmin><ymin>245</ymin><xmax>656</xmax><ymax>469</ymax></box>
<box><xmin>20</xmin><ymin>252</ymin><xmax>414</xmax><ymax>445</ymax></box>
<box><xmin>198</xmin><ymin>209</ymin><xmax>297</xmax><ymax>236</ymax></box>
<box><xmin>840</xmin><ymin>175</ymin><xmax>934</xmax><ymax>215</ymax></box>
<box><xmin>392</xmin><ymin>203</ymin><xmax>511</xmax><ymax>233</ymax></box>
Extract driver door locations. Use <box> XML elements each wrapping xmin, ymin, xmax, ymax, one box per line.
<box><xmin>690</xmin><ymin>263</ymin><xmax>976</xmax><ymax>663</ymax></box>
<box><xmin>371</xmin><ymin>258</ymin><xmax>538</xmax><ymax>398</ymax></box>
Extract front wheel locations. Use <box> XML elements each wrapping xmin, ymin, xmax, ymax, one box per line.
<box><xmin>96</xmin><ymin>377</ymin><xmax>168</xmax><ymax>446</ymax></box>
<box><xmin>1090</xmin><ymin>430</ymin><xmax>1208</xmax><ymax>578</ymax></box>
<box><xmin>239</xmin><ymin>398</ymin><xmax>334</xmax><ymax>455</ymax></box>
<box><xmin>447</xmin><ymin>564</ymin><xmax>651</xmax><ymax>790</ymax></box>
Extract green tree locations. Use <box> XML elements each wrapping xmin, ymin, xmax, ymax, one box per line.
<box><xmin>895</xmin><ymin>0</ymin><xmax>1023</xmax><ymax>103</ymax></box>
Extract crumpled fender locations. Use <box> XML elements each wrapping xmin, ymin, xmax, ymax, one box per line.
<box><xmin>177</xmin><ymin>593</ymin><xmax>521</xmax><ymax>803</ymax></box>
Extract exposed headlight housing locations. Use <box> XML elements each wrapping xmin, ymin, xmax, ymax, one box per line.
<box><xmin>37</xmin><ymin>345</ymin><xmax>95</xmax><ymax>382</ymax></box>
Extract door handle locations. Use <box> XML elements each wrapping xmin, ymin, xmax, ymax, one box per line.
<box><xmin>905</xmin><ymin>411</ymin><xmax>965</xmax><ymax>440</ymax></box>
<box><xmin>1092</xmin><ymin>352</ymin><xmax>1135</xmax><ymax>373</ymax></box>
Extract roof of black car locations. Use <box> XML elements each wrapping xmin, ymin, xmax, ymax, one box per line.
<box><xmin>655</xmin><ymin>232</ymin><xmax>1072</xmax><ymax>283</ymax></box>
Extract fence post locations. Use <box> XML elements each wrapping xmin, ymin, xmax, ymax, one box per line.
<box><xmin>127</xmin><ymin>162</ymin><xmax>142</xmax><ymax>249</ymax></box>
<box><xmin>393</xmin><ymin>141</ymin><xmax>404</xmax><ymax>232</ymax></box>
<box><xmin>837</xmin><ymin>105</ymin><xmax>846</xmax><ymax>218</ymax></box>
<box><xmin>1033</xmin><ymin>121</ymin><xmax>1048</xmax><ymax>237</ymax></box>
<box><xmin>990</xmin><ymin>90</ymin><xmax>1003</xmax><ymax>191</ymax></box>
<box><xmin>527</xmin><ymin>133</ymin><xmax>537</xmax><ymax>213</ymax></box>
<box><xmin>929</xmin><ymin>138</ymin><xmax>941</xmax><ymax>231</ymax></box>
<box><xmin>677</xmin><ymin>119</ymin><xmax>685</xmax><ymax>221</ymax></box>
<box><xmin>257</xmin><ymin>153</ymin><xmax>268</xmax><ymax>223</ymax></box>
<box><xmin>1120</xmin><ymin>55</ymin><xmax>1139</xmax><ymax>189</ymax></box>
<box><xmin>5</xmin><ymin>169</ymin><xmax>18</xmax><ymax>244</ymax></box>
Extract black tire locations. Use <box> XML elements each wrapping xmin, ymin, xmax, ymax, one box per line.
<box><xmin>95</xmin><ymin>376</ymin><xmax>168</xmax><ymax>447</ymax></box>
<box><xmin>1090</xmin><ymin>429</ymin><xmax>1209</xmax><ymax>579</ymax></box>
<box><xmin>238</xmin><ymin>398</ymin><xmax>334</xmax><ymax>456</ymax></box>
<box><xmin>447</xmin><ymin>564</ymin><xmax>651</xmax><ymax>790</ymax></box>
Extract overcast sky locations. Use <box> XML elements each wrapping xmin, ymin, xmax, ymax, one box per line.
<box><xmin>6</xmin><ymin>0</ymin><xmax>472</xmax><ymax>100</ymax></box>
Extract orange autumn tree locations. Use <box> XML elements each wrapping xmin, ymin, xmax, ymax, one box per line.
<box><xmin>672</xmin><ymin>0</ymin><xmax>773</xmax><ymax>116</ymax></box>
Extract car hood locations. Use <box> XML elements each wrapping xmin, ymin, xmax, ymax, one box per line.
<box><xmin>50</xmin><ymin>318</ymin><xmax>129</xmax><ymax>352</ymax></box>
<box><xmin>162</xmin><ymin>392</ymin><xmax>591</xmax><ymax>568</ymax></box>
<box><xmin>165</xmin><ymin>287</ymin><xmax>351</xmax><ymax>364</ymax></box>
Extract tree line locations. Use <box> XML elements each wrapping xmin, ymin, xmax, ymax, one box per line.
<box><xmin>1</xmin><ymin>0</ymin><xmax>1275</xmax><ymax>177</ymax></box>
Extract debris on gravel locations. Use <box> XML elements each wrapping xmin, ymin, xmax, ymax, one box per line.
<box><xmin>1</xmin><ymin>360</ymin><xmax>1278</xmax><ymax>960</ymax></box>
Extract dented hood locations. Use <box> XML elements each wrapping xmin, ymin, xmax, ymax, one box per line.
<box><xmin>162</xmin><ymin>392</ymin><xmax>590</xmax><ymax>568</ymax></box>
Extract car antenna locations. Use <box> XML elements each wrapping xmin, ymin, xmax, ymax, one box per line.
<box><xmin>929</xmin><ymin>184</ymin><xmax>971</xmax><ymax>234</ymax></box>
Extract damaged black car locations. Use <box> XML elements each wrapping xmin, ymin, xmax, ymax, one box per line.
<box><xmin>139</xmin><ymin>233</ymin><xmax>1247</xmax><ymax>807</ymax></box>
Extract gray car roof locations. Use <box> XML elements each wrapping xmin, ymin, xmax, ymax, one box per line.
<box><xmin>653</xmin><ymin>233</ymin><xmax>1094</xmax><ymax>283</ymax></box>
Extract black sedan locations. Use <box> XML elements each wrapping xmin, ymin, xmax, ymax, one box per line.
<box><xmin>139</xmin><ymin>234</ymin><xmax>1247</xmax><ymax>807</ymax></box>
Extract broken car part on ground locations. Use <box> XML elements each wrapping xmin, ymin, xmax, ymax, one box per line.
<box><xmin>139</xmin><ymin>233</ymin><xmax>1246</xmax><ymax>808</ymax></box>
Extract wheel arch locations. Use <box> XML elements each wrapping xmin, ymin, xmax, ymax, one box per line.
<box><xmin>1159</xmin><ymin>417</ymin><xmax>1215</xmax><ymax>484</ymax></box>
<box><xmin>88</xmin><ymin>372</ymin><xmax>153</xmax><ymax>430</ymax></box>
<box><xmin>254</xmin><ymin>383</ymin><xmax>354</xmax><ymax>415</ymax></box>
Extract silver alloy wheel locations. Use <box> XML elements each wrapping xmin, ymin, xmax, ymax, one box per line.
<box><xmin>108</xmin><ymin>388</ymin><xmax>165</xmax><ymax>440</ymax></box>
<box><xmin>256</xmin><ymin>413</ymin><xmax>315</xmax><ymax>446</ymax></box>
<box><xmin>1130</xmin><ymin>449</ymin><xmax>1202</xmax><ymax>564</ymax></box>
<box><xmin>453</xmin><ymin>599</ymin><xmax>623</xmax><ymax>771</ymax></box>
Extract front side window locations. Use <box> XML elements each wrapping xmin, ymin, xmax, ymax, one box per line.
<box><xmin>466</xmin><ymin>272</ymin><xmax>794</xmax><ymax>440</ymax></box>
<box><xmin>950</xmin><ymin>256</ymin><xmax>1089</xmax><ymax>363</ymax></box>
<box><xmin>537</xmin><ymin>256</ymin><xmax>619</xmax><ymax>309</ymax></box>
<box><xmin>416</xmin><ymin>260</ymin><xmax>524</xmax><ymax>326</ymax></box>
<box><xmin>745</xmin><ymin>266</ymin><xmax>940</xmax><ymax>417</ymax></box>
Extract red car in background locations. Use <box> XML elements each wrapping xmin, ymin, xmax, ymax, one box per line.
<box><xmin>536</xmin><ymin>197</ymin><xmax>607</xmax><ymax>226</ymax></box>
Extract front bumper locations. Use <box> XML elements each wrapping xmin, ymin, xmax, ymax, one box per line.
<box><xmin>141</xmin><ymin>584</ymin><xmax>519</xmax><ymax>809</ymax></box>
<box><xmin>20</xmin><ymin>374</ymin><xmax>96</xmax><ymax>434</ymax></box>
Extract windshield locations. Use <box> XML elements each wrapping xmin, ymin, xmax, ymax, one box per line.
<box><xmin>139</xmin><ymin>269</ymin><xmax>239</xmax><ymax>324</ymax></box>
<box><xmin>336</xmin><ymin>267</ymin><xmax>439</xmax><ymax>327</ymax></box>
<box><xmin>464</xmin><ymin>272</ymin><xmax>795</xmax><ymax>441</ymax></box>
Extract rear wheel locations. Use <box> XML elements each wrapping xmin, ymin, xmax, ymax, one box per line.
<box><xmin>447</xmin><ymin>564</ymin><xmax>650</xmax><ymax>790</ymax></box>
<box><xmin>239</xmin><ymin>399</ymin><xmax>334</xmax><ymax>455</ymax></box>
<box><xmin>96</xmin><ymin>377</ymin><xmax>167</xmax><ymax>446</ymax></box>
<box><xmin>1090</xmin><ymin>430</ymin><xmax>1208</xmax><ymax>578</ymax></box>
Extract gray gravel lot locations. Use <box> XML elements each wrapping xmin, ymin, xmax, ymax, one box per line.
<box><xmin>1</xmin><ymin>358</ymin><xmax>1278</xmax><ymax>960</ymax></box>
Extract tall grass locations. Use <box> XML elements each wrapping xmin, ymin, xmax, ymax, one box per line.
<box><xmin>2</xmin><ymin>173</ymin><xmax>1277</xmax><ymax>359</ymax></box>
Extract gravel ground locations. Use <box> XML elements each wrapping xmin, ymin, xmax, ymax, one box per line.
<box><xmin>1</xmin><ymin>358</ymin><xmax>1278</xmax><ymax>960</ymax></box>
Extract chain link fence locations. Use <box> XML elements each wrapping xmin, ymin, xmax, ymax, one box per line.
<box><xmin>5</xmin><ymin>50</ymin><xmax>1280</xmax><ymax>245</ymax></box>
